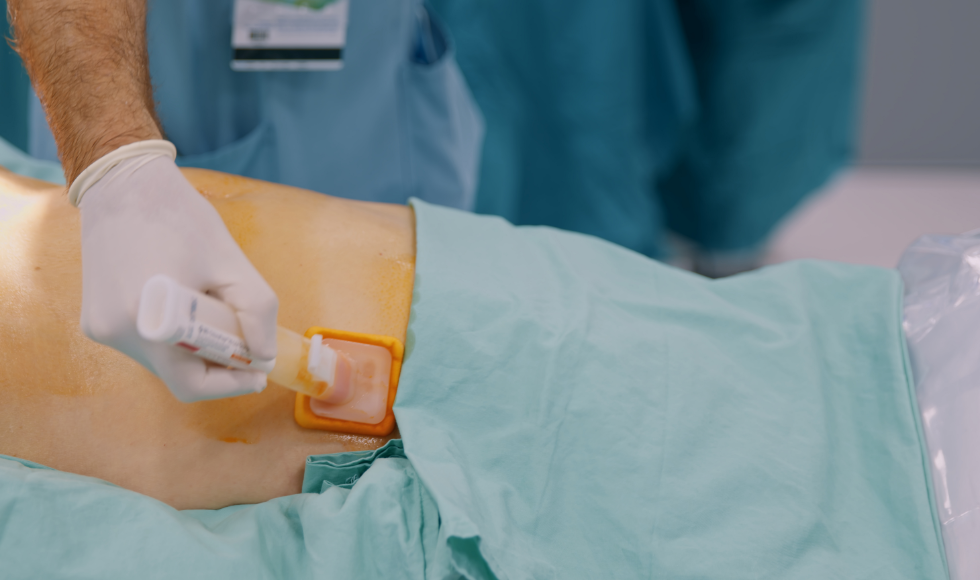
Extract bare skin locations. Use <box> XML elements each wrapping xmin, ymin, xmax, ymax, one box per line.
<box><xmin>3</xmin><ymin>1</ymin><xmax>416</xmax><ymax>510</ymax></box>
<box><xmin>8</xmin><ymin>0</ymin><xmax>162</xmax><ymax>184</ymax></box>
<box><xmin>0</xmin><ymin>167</ymin><xmax>416</xmax><ymax>510</ymax></box>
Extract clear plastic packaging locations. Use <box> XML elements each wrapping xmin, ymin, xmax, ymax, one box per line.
<box><xmin>898</xmin><ymin>229</ymin><xmax>980</xmax><ymax>580</ymax></box>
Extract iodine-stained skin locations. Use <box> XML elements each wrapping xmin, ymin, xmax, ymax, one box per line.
<box><xmin>0</xmin><ymin>167</ymin><xmax>415</xmax><ymax>510</ymax></box>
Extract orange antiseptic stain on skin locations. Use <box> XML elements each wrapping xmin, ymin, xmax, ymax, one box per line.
<box><xmin>0</xmin><ymin>168</ymin><xmax>419</xmax><ymax>509</ymax></box>
<box><xmin>0</xmin><ymin>286</ymin><xmax>136</xmax><ymax>399</ymax></box>
<box><xmin>188</xmin><ymin>170</ymin><xmax>264</xmax><ymax>200</ymax></box>
<box><xmin>370</xmin><ymin>254</ymin><xmax>416</xmax><ymax>334</ymax></box>
<box><xmin>214</xmin><ymin>198</ymin><xmax>260</xmax><ymax>251</ymax></box>
<box><xmin>180</xmin><ymin>389</ymin><xmax>284</xmax><ymax>445</ymax></box>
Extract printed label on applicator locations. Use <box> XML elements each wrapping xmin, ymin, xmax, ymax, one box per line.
<box><xmin>137</xmin><ymin>275</ymin><xmax>275</xmax><ymax>373</ymax></box>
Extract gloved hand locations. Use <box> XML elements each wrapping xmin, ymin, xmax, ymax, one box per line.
<box><xmin>72</xmin><ymin>140</ymin><xmax>278</xmax><ymax>402</ymax></box>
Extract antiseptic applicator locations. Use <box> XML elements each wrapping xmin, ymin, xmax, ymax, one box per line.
<box><xmin>137</xmin><ymin>274</ymin><xmax>403</xmax><ymax>436</ymax></box>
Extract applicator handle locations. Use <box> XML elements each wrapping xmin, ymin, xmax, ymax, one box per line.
<box><xmin>137</xmin><ymin>274</ymin><xmax>276</xmax><ymax>373</ymax></box>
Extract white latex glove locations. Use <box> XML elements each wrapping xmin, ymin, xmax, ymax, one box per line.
<box><xmin>72</xmin><ymin>140</ymin><xmax>278</xmax><ymax>402</ymax></box>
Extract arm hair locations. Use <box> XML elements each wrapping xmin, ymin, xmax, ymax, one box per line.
<box><xmin>8</xmin><ymin>0</ymin><xmax>164</xmax><ymax>184</ymax></box>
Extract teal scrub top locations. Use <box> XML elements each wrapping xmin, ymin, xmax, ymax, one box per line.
<box><xmin>429</xmin><ymin>0</ymin><xmax>864</xmax><ymax>256</ymax></box>
<box><xmin>0</xmin><ymin>0</ymin><xmax>31</xmax><ymax>154</ymax></box>
<box><xmin>1</xmin><ymin>0</ymin><xmax>865</xmax><ymax>250</ymax></box>
<box><xmin>146</xmin><ymin>0</ymin><xmax>483</xmax><ymax>209</ymax></box>
<box><xmin>9</xmin><ymin>0</ymin><xmax>484</xmax><ymax>210</ymax></box>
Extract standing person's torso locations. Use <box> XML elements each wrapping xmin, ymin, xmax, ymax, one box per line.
<box><xmin>151</xmin><ymin>0</ymin><xmax>483</xmax><ymax>208</ymax></box>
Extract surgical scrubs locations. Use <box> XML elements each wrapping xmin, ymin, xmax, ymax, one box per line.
<box><xmin>3</xmin><ymin>0</ymin><xmax>483</xmax><ymax>209</ymax></box>
<box><xmin>0</xmin><ymin>0</ymin><xmax>31</xmax><ymax>156</ymax></box>
<box><xmin>428</xmin><ymin>0</ymin><xmax>864</xmax><ymax>257</ymax></box>
<box><xmin>0</xmin><ymin>200</ymin><xmax>948</xmax><ymax>579</ymax></box>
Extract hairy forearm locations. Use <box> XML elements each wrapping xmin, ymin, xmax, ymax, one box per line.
<box><xmin>8</xmin><ymin>0</ymin><xmax>163</xmax><ymax>184</ymax></box>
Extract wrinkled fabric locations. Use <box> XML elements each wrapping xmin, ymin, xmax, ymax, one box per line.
<box><xmin>429</xmin><ymin>0</ymin><xmax>864</xmax><ymax>256</ymax></box>
<box><xmin>396</xmin><ymin>199</ymin><xmax>947</xmax><ymax>578</ymax></box>
<box><xmin>0</xmin><ymin>200</ymin><xmax>948</xmax><ymax>579</ymax></box>
<box><xmin>0</xmin><ymin>441</ymin><xmax>456</xmax><ymax>580</ymax></box>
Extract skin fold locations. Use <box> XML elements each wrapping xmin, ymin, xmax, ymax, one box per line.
<box><xmin>0</xmin><ymin>167</ymin><xmax>416</xmax><ymax>510</ymax></box>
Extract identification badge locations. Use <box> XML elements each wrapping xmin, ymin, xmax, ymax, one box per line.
<box><xmin>232</xmin><ymin>0</ymin><xmax>349</xmax><ymax>71</ymax></box>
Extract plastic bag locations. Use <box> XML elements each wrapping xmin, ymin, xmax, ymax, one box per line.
<box><xmin>899</xmin><ymin>229</ymin><xmax>980</xmax><ymax>580</ymax></box>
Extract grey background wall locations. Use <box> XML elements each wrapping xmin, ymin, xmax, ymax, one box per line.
<box><xmin>859</xmin><ymin>0</ymin><xmax>980</xmax><ymax>167</ymax></box>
